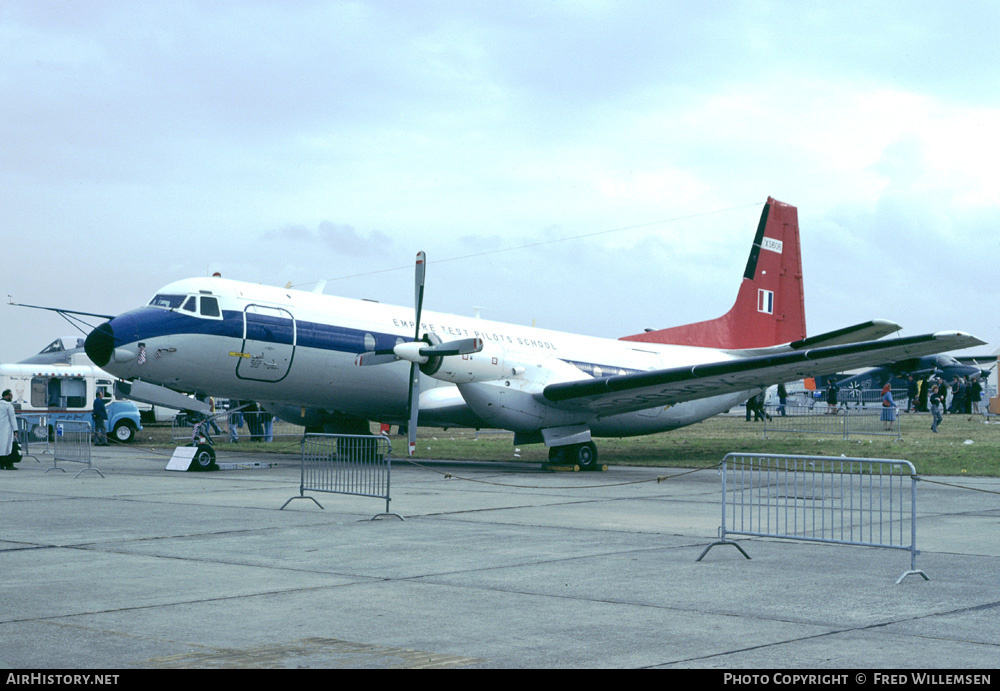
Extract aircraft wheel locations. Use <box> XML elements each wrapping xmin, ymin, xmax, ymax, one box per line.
<box><xmin>189</xmin><ymin>443</ymin><xmax>217</xmax><ymax>471</ymax></box>
<box><xmin>574</xmin><ymin>442</ymin><xmax>598</xmax><ymax>471</ymax></box>
<box><xmin>548</xmin><ymin>446</ymin><xmax>567</xmax><ymax>464</ymax></box>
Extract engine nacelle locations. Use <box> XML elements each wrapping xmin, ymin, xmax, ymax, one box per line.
<box><xmin>425</xmin><ymin>342</ymin><xmax>513</xmax><ymax>384</ymax></box>
<box><xmin>453</xmin><ymin>354</ymin><xmax>595</xmax><ymax>432</ymax></box>
<box><xmin>457</xmin><ymin>380</ymin><xmax>594</xmax><ymax>432</ymax></box>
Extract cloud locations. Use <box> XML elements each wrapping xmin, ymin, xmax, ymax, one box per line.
<box><xmin>263</xmin><ymin>221</ymin><xmax>394</xmax><ymax>257</ymax></box>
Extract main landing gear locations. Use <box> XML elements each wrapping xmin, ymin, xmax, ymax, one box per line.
<box><xmin>548</xmin><ymin>441</ymin><xmax>599</xmax><ymax>471</ymax></box>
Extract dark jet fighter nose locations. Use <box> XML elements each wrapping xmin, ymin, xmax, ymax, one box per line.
<box><xmin>85</xmin><ymin>321</ymin><xmax>115</xmax><ymax>367</ymax></box>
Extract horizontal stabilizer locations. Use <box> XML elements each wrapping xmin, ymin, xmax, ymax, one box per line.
<box><xmin>731</xmin><ymin>320</ymin><xmax>903</xmax><ymax>357</ymax></box>
<box><xmin>788</xmin><ymin>320</ymin><xmax>901</xmax><ymax>350</ymax></box>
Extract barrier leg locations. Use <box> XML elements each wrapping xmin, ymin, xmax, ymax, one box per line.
<box><xmin>696</xmin><ymin>540</ymin><xmax>752</xmax><ymax>561</ymax></box>
<box><xmin>280</xmin><ymin>494</ymin><xmax>324</xmax><ymax>510</ymax></box>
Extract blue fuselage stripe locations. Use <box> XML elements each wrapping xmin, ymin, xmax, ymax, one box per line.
<box><xmin>115</xmin><ymin>308</ymin><xmax>639</xmax><ymax>376</ymax></box>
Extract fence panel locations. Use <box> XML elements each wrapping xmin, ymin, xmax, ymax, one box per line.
<box><xmin>762</xmin><ymin>404</ymin><xmax>900</xmax><ymax>439</ymax></box>
<box><xmin>15</xmin><ymin>417</ymin><xmax>42</xmax><ymax>462</ymax></box>
<box><xmin>49</xmin><ymin>419</ymin><xmax>103</xmax><ymax>478</ymax></box>
<box><xmin>281</xmin><ymin>434</ymin><xmax>401</xmax><ymax>520</ymax></box>
<box><xmin>698</xmin><ymin>453</ymin><xmax>924</xmax><ymax>583</ymax></box>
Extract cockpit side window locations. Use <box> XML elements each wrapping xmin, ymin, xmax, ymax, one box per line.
<box><xmin>149</xmin><ymin>294</ymin><xmax>186</xmax><ymax>309</ymax></box>
<box><xmin>200</xmin><ymin>296</ymin><xmax>221</xmax><ymax>318</ymax></box>
<box><xmin>181</xmin><ymin>296</ymin><xmax>197</xmax><ymax>312</ymax></box>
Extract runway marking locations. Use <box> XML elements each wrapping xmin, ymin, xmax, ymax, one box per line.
<box><xmin>143</xmin><ymin>636</ymin><xmax>485</xmax><ymax>669</ymax></box>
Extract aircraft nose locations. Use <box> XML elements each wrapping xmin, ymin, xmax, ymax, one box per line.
<box><xmin>85</xmin><ymin>321</ymin><xmax>115</xmax><ymax>367</ymax></box>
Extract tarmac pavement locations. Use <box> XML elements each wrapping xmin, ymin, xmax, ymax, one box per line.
<box><xmin>0</xmin><ymin>443</ymin><xmax>998</xmax><ymax>670</ymax></box>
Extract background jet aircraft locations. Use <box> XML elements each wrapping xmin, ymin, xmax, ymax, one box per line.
<box><xmin>17</xmin><ymin>336</ymin><xmax>87</xmax><ymax>365</ymax></box>
<box><xmin>816</xmin><ymin>354</ymin><xmax>994</xmax><ymax>391</ymax></box>
<box><xmin>81</xmin><ymin>197</ymin><xmax>982</xmax><ymax>468</ymax></box>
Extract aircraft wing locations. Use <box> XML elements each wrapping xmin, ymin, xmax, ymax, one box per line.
<box><xmin>543</xmin><ymin>331</ymin><xmax>984</xmax><ymax>415</ymax></box>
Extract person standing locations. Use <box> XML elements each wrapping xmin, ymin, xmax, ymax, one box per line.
<box><xmin>825</xmin><ymin>381</ymin><xmax>838</xmax><ymax>414</ymax></box>
<box><xmin>906</xmin><ymin>376</ymin><xmax>918</xmax><ymax>413</ymax></box>
<box><xmin>880</xmin><ymin>384</ymin><xmax>897</xmax><ymax>430</ymax></box>
<box><xmin>1</xmin><ymin>389</ymin><xmax>18</xmax><ymax>470</ymax></box>
<box><xmin>777</xmin><ymin>383</ymin><xmax>788</xmax><ymax>417</ymax></box>
<box><xmin>93</xmin><ymin>390</ymin><xmax>109</xmax><ymax>446</ymax></box>
<box><xmin>929</xmin><ymin>385</ymin><xmax>944</xmax><ymax>433</ymax></box>
<box><xmin>970</xmin><ymin>377</ymin><xmax>983</xmax><ymax>415</ymax></box>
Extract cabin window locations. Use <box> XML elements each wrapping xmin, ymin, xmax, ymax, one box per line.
<box><xmin>364</xmin><ymin>333</ymin><xmax>377</xmax><ymax>351</ymax></box>
<box><xmin>200</xmin><ymin>296</ymin><xmax>221</xmax><ymax>318</ymax></box>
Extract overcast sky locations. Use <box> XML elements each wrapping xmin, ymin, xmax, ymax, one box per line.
<box><xmin>2</xmin><ymin>0</ymin><xmax>998</xmax><ymax>365</ymax></box>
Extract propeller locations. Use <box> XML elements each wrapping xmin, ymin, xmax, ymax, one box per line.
<box><xmin>354</xmin><ymin>251</ymin><xmax>483</xmax><ymax>456</ymax></box>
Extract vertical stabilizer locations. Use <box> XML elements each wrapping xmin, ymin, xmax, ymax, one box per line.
<box><xmin>621</xmin><ymin>197</ymin><xmax>806</xmax><ymax>349</ymax></box>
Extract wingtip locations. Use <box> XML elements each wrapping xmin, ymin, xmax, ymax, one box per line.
<box><xmin>932</xmin><ymin>330</ymin><xmax>986</xmax><ymax>347</ymax></box>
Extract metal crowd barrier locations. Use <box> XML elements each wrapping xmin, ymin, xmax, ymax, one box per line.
<box><xmin>15</xmin><ymin>417</ymin><xmax>42</xmax><ymax>462</ymax></box>
<box><xmin>762</xmin><ymin>404</ymin><xmax>901</xmax><ymax>439</ymax></box>
<box><xmin>281</xmin><ymin>433</ymin><xmax>402</xmax><ymax>520</ymax></box>
<box><xmin>48</xmin><ymin>419</ymin><xmax>104</xmax><ymax>478</ymax></box>
<box><xmin>698</xmin><ymin>453</ymin><xmax>925</xmax><ymax>584</ymax></box>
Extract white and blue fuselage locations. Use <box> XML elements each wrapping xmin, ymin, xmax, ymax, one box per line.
<box><xmin>87</xmin><ymin>276</ymin><xmax>753</xmax><ymax>439</ymax></box>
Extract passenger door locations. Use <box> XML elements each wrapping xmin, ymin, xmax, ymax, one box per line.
<box><xmin>236</xmin><ymin>304</ymin><xmax>296</xmax><ymax>382</ymax></box>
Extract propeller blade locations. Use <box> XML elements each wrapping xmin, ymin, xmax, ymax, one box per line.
<box><xmin>355</xmin><ymin>351</ymin><xmax>399</xmax><ymax>366</ymax></box>
<box><xmin>418</xmin><ymin>337</ymin><xmax>484</xmax><ymax>358</ymax></box>
<box><xmin>413</xmin><ymin>251</ymin><xmax>426</xmax><ymax>342</ymax></box>
<box><xmin>394</xmin><ymin>337</ymin><xmax>484</xmax><ymax>364</ymax></box>
<box><xmin>407</xmin><ymin>362</ymin><xmax>419</xmax><ymax>456</ymax></box>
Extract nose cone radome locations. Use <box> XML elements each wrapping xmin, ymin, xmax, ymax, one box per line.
<box><xmin>85</xmin><ymin>322</ymin><xmax>115</xmax><ymax>367</ymax></box>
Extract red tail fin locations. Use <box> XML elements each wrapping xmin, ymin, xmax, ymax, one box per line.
<box><xmin>621</xmin><ymin>197</ymin><xmax>806</xmax><ymax>349</ymax></box>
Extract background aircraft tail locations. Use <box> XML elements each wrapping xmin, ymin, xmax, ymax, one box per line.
<box><xmin>621</xmin><ymin>197</ymin><xmax>807</xmax><ymax>349</ymax></box>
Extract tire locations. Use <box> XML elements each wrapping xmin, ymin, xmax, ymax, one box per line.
<box><xmin>575</xmin><ymin>442</ymin><xmax>598</xmax><ymax>471</ymax></box>
<box><xmin>189</xmin><ymin>443</ymin><xmax>217</xmax><ymax>471</ymax></box>
<box><xmin>113</xmin><ymin>421</ymin><xmax>136</xmax><ymax>444</ymax></box>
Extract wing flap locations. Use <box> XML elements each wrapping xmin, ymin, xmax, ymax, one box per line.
<box><xmin>543</xmin><ymin>332</ymin><xmax>984</xmax><ymax>415</ymax></box>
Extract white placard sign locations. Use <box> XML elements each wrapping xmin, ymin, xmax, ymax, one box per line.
<box><xmin>166</xmin><ymin>446</ymin><xmax>197</xmax><ymax>471</ymax></box>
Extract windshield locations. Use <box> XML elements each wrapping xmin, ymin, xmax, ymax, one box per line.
<box><xmin>148</xmin><ymin>294</ymin><xmax>186</xmax><ymax>309</ymax></box>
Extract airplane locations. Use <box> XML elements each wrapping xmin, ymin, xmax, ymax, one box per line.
<box><xmin>815</xmin><ymin>354</ymin><xmax>994</xmax><ymax>392</ymax></box>
<box><xmin>18</xmin><ymin>336</ymin><xmax>87</xmax><ymax>365</ymax></box>
<box><xmin>78</xmin><ymin>196</ymin><xmax>983</xmax><ymax>469</ymax></box>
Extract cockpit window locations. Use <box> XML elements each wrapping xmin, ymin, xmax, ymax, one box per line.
<box><xmin>148</xmin><ymin>292</ymin><xmax>221</xmax><ymax>318</ymax></box>
<box><xmin>149</xmin><ymin>294</ymin><xmax>186</xmax><ymax>309</ymax></box>
<box><xmin>200</xmin><ymin>296</ymin><xmax>220</xmax><ymax>317</ymax></box>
